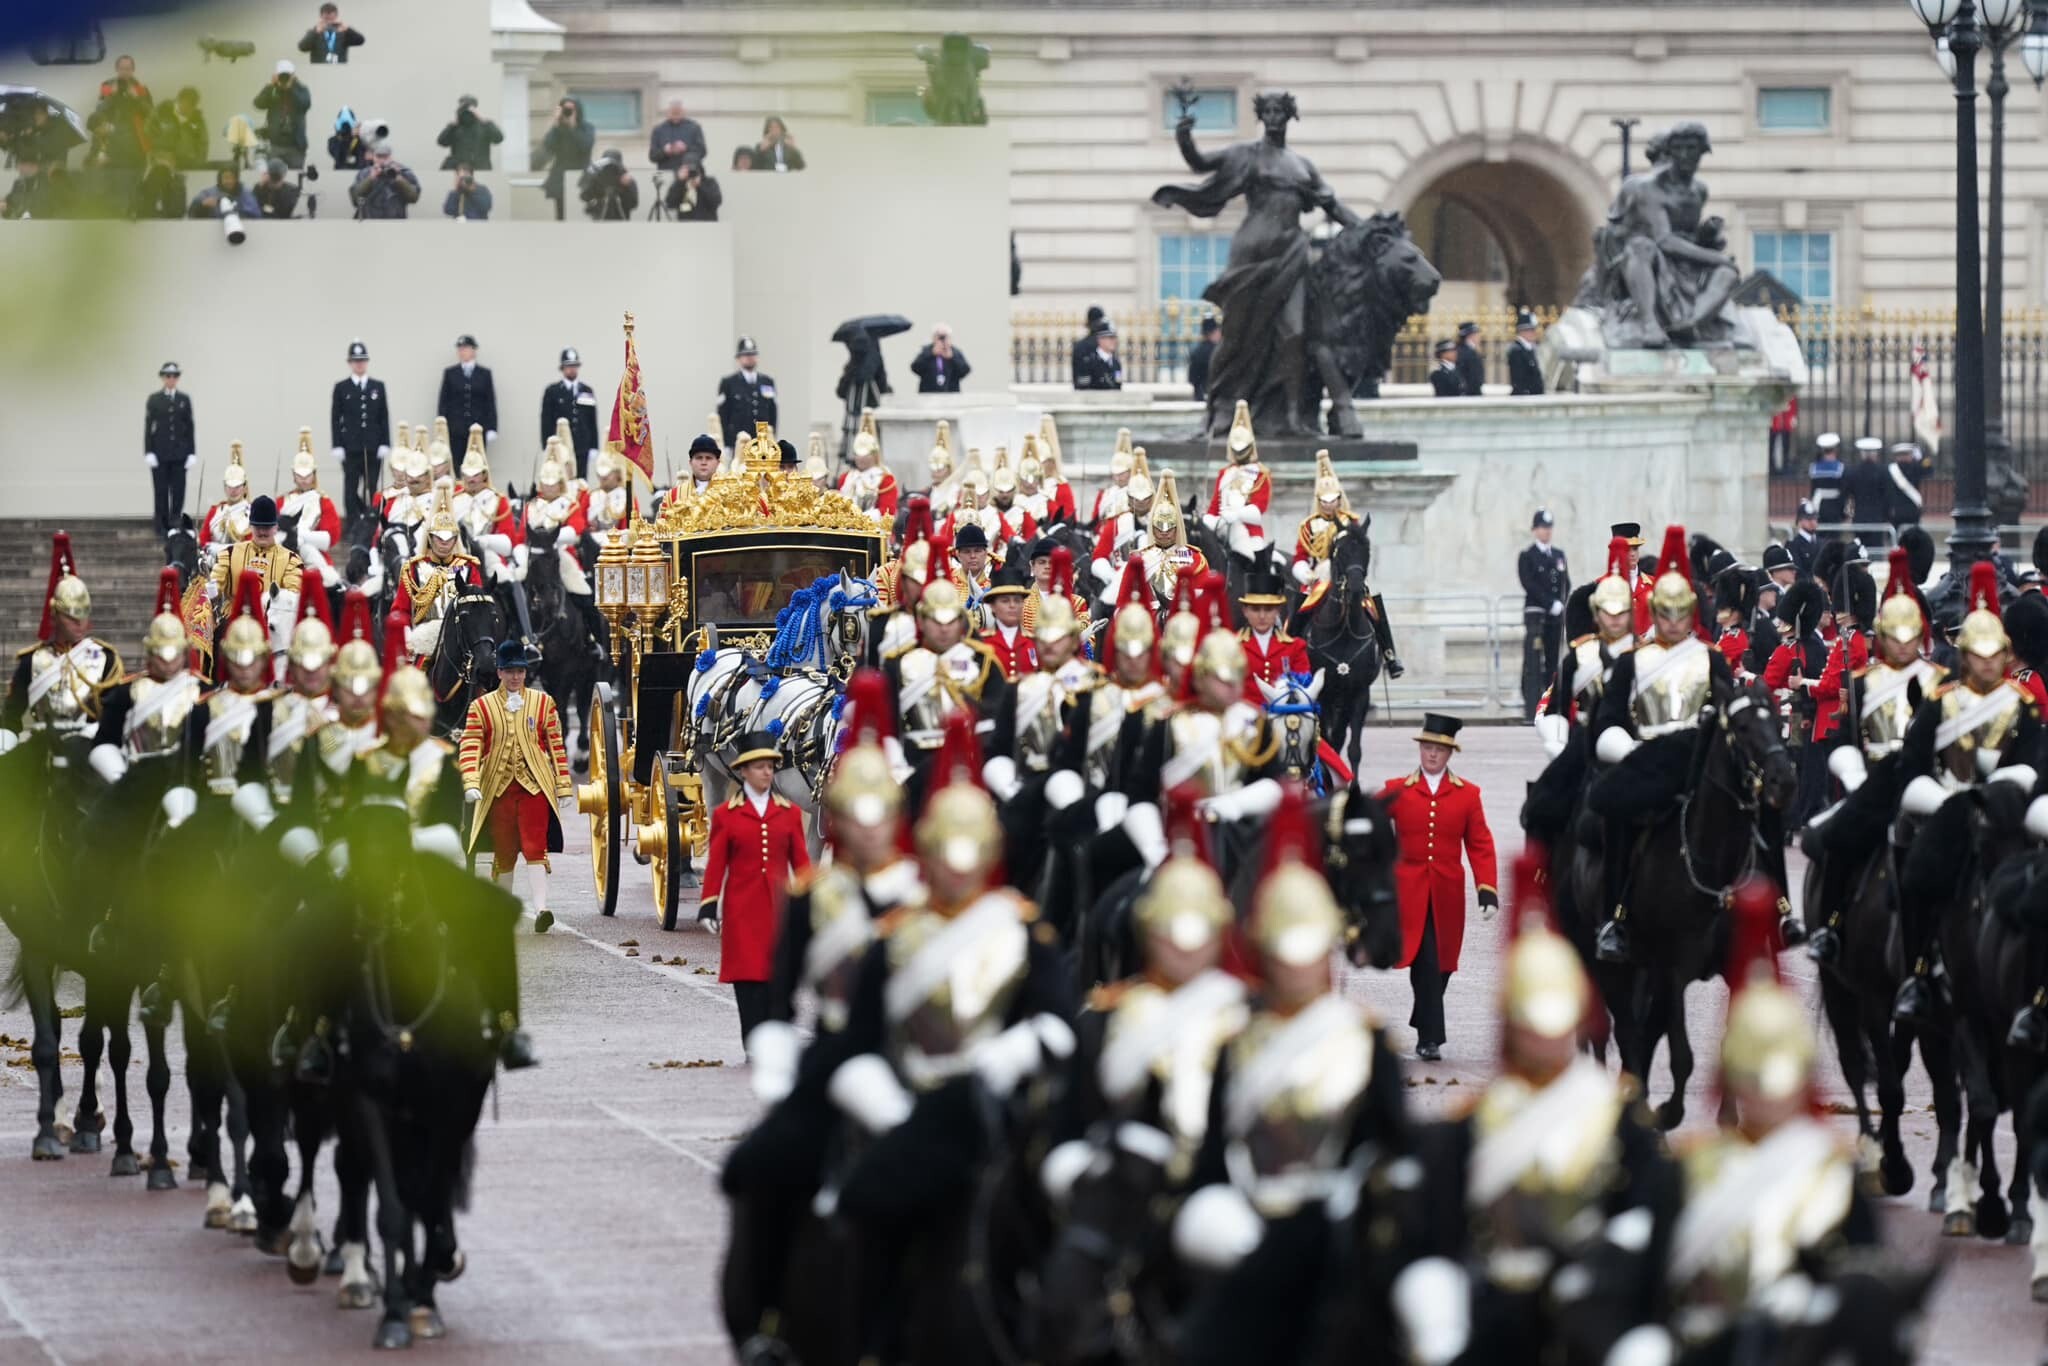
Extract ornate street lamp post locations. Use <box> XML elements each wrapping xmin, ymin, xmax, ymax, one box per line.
<box><xmin>1910</xmin><ymin>0</ymin><xmax>1994</xmax><ymax>615</ymax></box>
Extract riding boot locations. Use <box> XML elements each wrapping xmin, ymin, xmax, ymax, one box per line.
<box><xmin>1594</xmin><ymin>816</ymin><xmax>1632</xmax><ymax>963</ymax></box>
<box><xmin>527</xmin><ymin>864</ymin><xmax>554</xmax><ymax>935</ymax></box>
<box><xmin>1369</xmin><ymin>593</ymin><xmax>1404</xmax><ymax>679</ymax></box>
<box><xmin>1806</xmin><ymin>853</ymin><xmax>1845</xmax><ymax>965</ymax></box>
<box><xmin>1893</xmin><ymin>962</ymin><xmax>1936</xmax><ymax>1025</ymax></box>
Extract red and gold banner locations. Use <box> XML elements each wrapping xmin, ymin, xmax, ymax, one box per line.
<box><xmin>608</xmin><ymin>311</ymin><xmax>654</xmax><ymax>485</ymax></box>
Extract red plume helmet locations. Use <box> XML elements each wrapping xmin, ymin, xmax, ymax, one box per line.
<box><xmin>901</xmin><ymin>494</ymin><xmax>934</xmax><ymax>548</ymax></box>
<box><xmin>37</xmin><ymin>530</ymin><xmax>78</xmax><ymax>642</ymax></box>
<box><xmin>295</xmin><ymin>581</ymin><xmax>333</xmax><ymax>630</ymax></box>
<box><xmin>1880</xmin><ymin>546</ymin><xmax>1930</xmax><ymax>648</ymax></box>
<box><xmin>378</xmin><ymin>608</ymin><xmax>409</xmax><ymax>713</ymax></box>
<box><xmin>1715</xmin><ymin>873</ymin><xmax>1818</xmax><ymax>1114</ymax></box>
<box><xmin>340</xmin><ymin>588</ymin><xmax>373</xmax><ymax>643</ymax></box>
<box><xmin>1605</xmin><ymin>535</ymin><xmax>1633</xmax><ymax>583</ymax></box>
<box><xmin>1650</xmin><ymin>523</ymin><xmax>1709</xmax><ymax>641</ymax></box>
<box><xmin>925</xmin><ymin>707</ymin><xmax>985</xmax><ymax>801</ymax></box>
<box><xmin>229</xmin><ymin>568</ymin><xmax>266</xmax><ymax>626</ymax></box>
<box><xmin>1162</xmin><ymin>780</ymin><xmax>1214</xmax><ymax>866</ymax></box>
<box><xmin>154</xmin><ymin>566</ymin><xmax>182</xmax><ymax>618</ymax></box>
<box><xmin>1968</xmin><ymin>559</ymin><xmax>2002</xmax><ymax>619</ymax></box>
<box><xmin>918</xmin><ymin>708</ymin><xmax>1001</xmax><ymax>883</ymax></box>
<box><xmin>1048</xmin><ymin>544</ymin><xmax>1075</xmax><ymax>602</ymax></box>
<box><xmin>1102</xmin><ymin>556</ymin><xmax>1159</xmax><ymax>677</ymax></box>
<box><xmin>838</xmin><ymin>666</ymin><xmax>895</xmax><ymax>748</ymax></box>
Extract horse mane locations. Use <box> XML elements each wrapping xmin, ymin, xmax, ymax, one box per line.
<box><xmin>765</xmin><ymin>573</ymin><xmax>878</xmax><ymax>673</ymax></box>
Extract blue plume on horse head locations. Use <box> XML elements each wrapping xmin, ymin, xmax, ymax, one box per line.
<box><xmin>768</xmin><ymin>717</ymin><xmax>786</xmax><ymax>737</ymax></box>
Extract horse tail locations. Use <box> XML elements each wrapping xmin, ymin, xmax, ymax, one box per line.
<box><xmin>452</xmin><ymin>1134</ymin><xmax>477</xmax><ymax>1214</ymax></box>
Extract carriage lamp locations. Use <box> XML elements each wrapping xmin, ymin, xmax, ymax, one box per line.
<box><xmin>629</xmin><ymin>530</ymin><xmax>669</xmax><ymax>645</ymax></box>
<box><xmin>595</xmin><ymin>531</ymin><xmax>632</xmax><ymax>667</ymax></box>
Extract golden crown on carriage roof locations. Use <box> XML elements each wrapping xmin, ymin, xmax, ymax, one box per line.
<box><xmin>742</xmin><ymin>421</ymin><xmax>783</xmax><ymax>473</ymax></box>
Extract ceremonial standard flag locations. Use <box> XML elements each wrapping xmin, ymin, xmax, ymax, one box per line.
<box><xmin>608</xmin><ymin>312</ymin><xmax>654</xmax><ymax>484</ymax></box>
<box><xmin>1910</xmin><ymin>342</ymin><xmax>1943</xmax><ymax>458</ymax></box>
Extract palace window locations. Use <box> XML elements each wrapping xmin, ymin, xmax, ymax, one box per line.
<box><xmin>1162</xmin><ymin>88</ymin><xmax>1237</xmax><ymax>135</ymax></box>
<box><xmin>1752</xmin><ymin>230</ymin><xmax>1834</xmax><ymax>305</ymax></box>
<box><xmin>1159</xmin><ymin>233</ymin><xmax>1231</xmax><ymax>306</ymax></box>
<box><xmin>568</xmin><ymin>90</ymin><xmax>642</xmax><ymax>133</ymax></box>
<box><xmin>866</xmin><ymin>91</ymin><xmax>933</xmax><ymax>126</ymax></box>
<box><xmin>1757</xmin><ymin>87</ymin><xmax>1832</xmax><ymax>132</ymax></box>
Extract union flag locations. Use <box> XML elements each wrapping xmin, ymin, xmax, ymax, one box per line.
<box><xmin>608</xmin><ymin>312</ymin><xmax>654</xmax><ymax>484</ymax></box>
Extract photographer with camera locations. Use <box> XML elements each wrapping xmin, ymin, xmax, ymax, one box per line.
<box><xmin>578</xmin><ymin>149</ymin><xmax>638</xmax><ymax>222</ymax></box>
<box><xmin>443</xmin><ymin>163</ymin><xmax>491</xmax><ymax>220</ymax></box>
<box><xmin>189</xmin><ymin>166</ymin><xmax>259</xmax><ymax>220</ymax></box>
<box><xmin>663</xmin><ymin>160</ymin><xmax>721</xmax><ymax>222</ymax></box>
<box><xmin>647</xmin><ymin>99</ymin><xmax>705</xmax><ymax>176</ymax></box>
<box><xmin>253</xmin><ymin>59</ymin><xmax>313</xmax><ymax>168</ymax></box>
<box><xmin>349</xmin><ymin>141</ymin><xmax>420</xmax><ymax>220</ymax></box>
<box><xmin>437</xmin><ymin>95</ymin><xmax>503</xmax><ymax>171</ymax></box>
<box><xmin>752</xmin><ymin>116</ymin><xmax>805</xmax><ymax>172</ymax></box>
<box><xmin>254</xmin><ymin>158</ymin><xmax>302</xmax><ymax>218</ymax></box>
<box><xmin>3</xmin><ymin>152</ymin><xmax>56</xmax><ymax>219</ymax></box>
<box><xmin>91</xmin><ymin>54</ymin><xmax>154</xmax><ymax>171</ymax></box>
<box><xmin>148</xmin><ymin>87</ymin><xmax>207</xmax><ymax>169</ymax></box>
<box><xmin>298</xmin><ymin>4</ymin><xmax>365</xmax><ymax>64</ymax></box>
<box><xmin>538</xmin><ymin>98</ymin><xmax>593</xmax><ymax>221</ymax></box>
<box><xmin>328</xmin><ymin>106</ymin><xmax>369</xmax><ymax>171</ymax></box>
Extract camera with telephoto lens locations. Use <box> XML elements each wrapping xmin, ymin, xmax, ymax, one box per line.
<box><xmin>219</xmin><ymin>201</ymin><xmax>245</xmax><ymax>245</ymax></box>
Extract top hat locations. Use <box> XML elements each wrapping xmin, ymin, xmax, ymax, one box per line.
<box><xmin>559</xmin><ymin>347</ymin><xmax>581</xmax><ymax>367</ymax></box>
<box><xmin>1415</xmin><ymin>713</ymin><xmax>1464</xmax><ymax>749</ymax></box>
<box><xmin>1239</xmin><ymin>569</ymin><xmax>1289</xmax><ymax>606</ymax></box>
<box><xmin>983</xmin><ymin>560</ymin><xmax>1031</xmax><ymax>599</ymax></box>
<box><xmin>733</xmin><ymin>731</ymin><xmax>781</xmax><ymax>766</ymax></box>
<box><xmin>159</xmin><ymin>361</ymin><xmax>181</xmax><ymax>377</ymax></box>
<box><xmin>1610</xmin><ymin>521</ymin><xmax>1643</xmax><ymax>547</ymax></box>
<box><xmin>346</xmin><ymin>339</ymin><xmax>369</xmax><ymax>362</ymax></box>
<box><xmin>735</xmin><ymin>336</ymin><xmax>759</xmax><ymax>357</ymax></box>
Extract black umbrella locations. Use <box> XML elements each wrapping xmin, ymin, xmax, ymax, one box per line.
<box><xmin>830</xmin><ymin>314</ymin><xmax>913</xmax><ymax>345</ymax></box>
<box><xmin>0</xmin><ymin>86</ymin><xmax>88</xmax><ymax>151</ymax></box>
<box><xmin>830</xmin><ymin>315</ymin><xmax>912</xmax><ymax>460</ymax></box>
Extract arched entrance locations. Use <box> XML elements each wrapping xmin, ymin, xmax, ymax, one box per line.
<box><xmin>1387</xmin><ymin>141</ymin><xmax>1606</xmax><ymax>313</ymax></box>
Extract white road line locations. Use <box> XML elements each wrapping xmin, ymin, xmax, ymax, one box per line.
<box><xmin>527</xmin><ymin>910</ymin><xmax>737</xmax><ymax>1011</ymax></box>
<box><xmin>0</xmin><ymin>1267</ymin><xmax>67</xmax><ymax>1366</ymax></box>
<box><xmin>590</xmin><ymin>1100</ymin><xmax>722</xmax><ymax>1175</ymax></box>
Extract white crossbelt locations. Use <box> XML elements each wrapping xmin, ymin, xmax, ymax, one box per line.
<box><xmin>125</xmin><ymin>675</ymin><xmax>199</xmax><ymax>748</ymax></box>
<box><xmin>1934</xmin><ymin>686</ymin><xmax>2015</xmax><ymax>754</ymax></box>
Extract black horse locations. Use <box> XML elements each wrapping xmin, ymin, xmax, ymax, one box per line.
<box><xmin>426</xmin><ymin>588</ymin><xmax>503</xmax><ymax>738</ymax></box>
<box><xmin>1566</xmin><ymin>679</ymin><xmax>1798</xmax><ymax>1129</ymax></box>
<box><xmin>1290</xmin><ymin>521</ymin><xmax>1381</xmax><ymax>766</ymax></box>
<box><xmin>525</xmin><ymin>545</ymin><xmax>604</xmax><ymax>768</ymax></box>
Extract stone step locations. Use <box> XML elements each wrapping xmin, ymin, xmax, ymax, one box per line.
<box><xmin>0</xmin><ymin>519</ymin><xmax>170</xmax><ymax>654</ymax></box>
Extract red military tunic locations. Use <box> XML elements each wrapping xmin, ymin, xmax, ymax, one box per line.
<box><xmin>1715</xmin><ymin>628</ymin><xmax>1750</xmax><ymax>680</ymax></box>
<box><xmin>1239</xmin><ymin>627</ymin><xmax>1312</xmax><ymax>705</ymax></box>
<box><xmin>980</xmin><ymin>625</ymin><xmax>1037</xmax><ymax>680</ymax></box>
<box><xmin>1810</xmin><ymin>630</ymin><xmax>1869</xmax><ymax>742</ymax></box>
<box><xmin>2014</xmin><ymin>666</ymin><xmax>2048</xmax><ymax>710</ymax></box>
<box><xmin>1376</xmin><ymin>769</ymin><xmax>1498</xmax><ymax>973</ymax></box>
<box><xmin>699</xmin><ymin>789</ymin><xmax>813</xmax><ymax>984</ymax></box>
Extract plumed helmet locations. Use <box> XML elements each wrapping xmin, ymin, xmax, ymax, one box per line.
<box><xmin>1192</xmin><ymin>626</ymin><xmax>1246</xmax><ymax>685</ymax></box>
<box><xmin>222</xmin><ymin>614</ymin><xmax>267</xmax><ymax>668</ymax></box>
<box><xmin>1956</xmin><ymin>560</ymin><xmax>2009</xmax><ymax>660</ymax></box>
<box><xmin>1033</xmin><ymin>547</ymin><xmax>1082</xmax><ymax>645</ymax></box>
<box><xmin>460</xmin><ymin>445</ymin><xmax>490</xmax><ymax>481</ymax></box>
<box><xmin>1312</xmin><ymin>448</ymin><xmax>1345</xmax><ymax>509</ymax></box>
<box><xmin>333</xmin><ymin>639</ymin><xmax>380</xmax><ymax>698</ymax></box>
<box><xmin>1588</xmin><ymin>535</ymin><xmax>1634</xmax><ymax>622</ymax></box>
<box><xmin>1719</xmin><ymin>879</ymin><xmax>1812</xmax><ymax>1102</ymax></box>
<box><xmin>916</xmin><ymin>578</ymin><xmax>965</xmax><ymax>626</ymax></box>
<box><xmin>1647</xmin><ymin>525</ymin><xmax>1697</xmax><ymax>620</ymax></box>
<box><xmin>145</xmin><ymin>566</ymin><xmax>187</xmax><ymax>662</ymax></box>
<box><xmin>426</xmin><ymin>485</ymin><xmax>460</xmax><ymax>543</ymax></box>
<box><xmin>1109</xmin><ymin>427</ymin><xmax>1134</xmax><ymax>476</ymax></box>
<box><xmin>1250</xmin><ymin>784</ymin><xmax>1342</xmax><ymax>966</ymax></box>
<box><xmin>1500</xmin><ymin>850</ymin><xmax>1589</xmax><ymax>1040</ymax></box>
<box><xmin>1225</xmin><ymin>399</ymin><xmax>1257</xmax><ymax>464</ymax></box>
<box><xmin>382</xmin><ymin>666</ymin><xmax>435</xmax><ymax>722</ymax></box>
<box><xmin>50</xmin><ymin>574</ymin><xmax>90</xmax><ymax>623</ymax></box>
<box><xmin>914</xmin><ymin>711</ymin><xmax>998</xmax><ymax>878</ymax></box>
<box><xmin>223</xmin><ymin>454</ymin><xmax>248</xmax><ymax>491</ymax></box>
<box><xmin>289</xmin><ymin>618</ymin><xmax>333</xmax><ymax>671</ymax></box>
<box><xmin>1148</xmin><ymin>471</ymin><xmax>1184</xmax><ymax>546</ymax></box>
<box><xmin>1135</xmin><ymin>785</ymin><xmax>1230</xmax><ymax>948</ymax></box>
<box><xmin>537</xmin><ymin>458</ymin><xmax>566</xmax><ymax>490</ymax></box>
<box><xmin>827</xmin><ymin>670</ymin><xmax>901</xmax><ymax>827</ymax></box>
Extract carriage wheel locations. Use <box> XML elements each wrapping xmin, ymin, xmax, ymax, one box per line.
<box><xmin>581</xmin><ymin>685</ymin><xmax>623</xmax><ymax>918</ymax></box>
<box><xmin>655</xmin><ymin>770</ymin><xmax>688</xmax><ymax>932</ymax></box>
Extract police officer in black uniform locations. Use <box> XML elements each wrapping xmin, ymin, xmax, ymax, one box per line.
<box><xmin>716</xmin><ymin>337</ymin><xmax>776</xmax><ymax>455</ymax></box>
<box><xmin>329</xmin><ymin>338</ymin><xmax>391</xmax><ymax>531</ymax></box>
<box><xmin>144</xmin><ymin>360</ymin><xmax>196</xmax><ymax>534</ymax></box>
<box><xmin>1073</xmin><ymin>322</ymin><xmax>1124</xmax><ymax>391</ymax></box>
<box><xmin>1454</xmin><ymin>319</ymin><xmax>1485</xmax><ymax>396</ymax></box>
<box><xmin>1518</xmin><ymin>508</ymin><xmax>1569</xmax><ymax>718</ymax></box>
<box><xmin>1429</xmin><ymin>338</ymin><xmax>1463</xmax><ymax>397</ymax></box>
<box><xmin>540</xmin><ymin>346</ymin><xmax>601</xmax><ymax>479</ymax></box>
<box><xmin>1508</xmin><ymin>311</ymin><xmax>1545</xmax><ymax>396</ymax></box>
<box><xmin>436</xmin><ymin>333</ymin><xmax>498</xmax><ymax>448</ymax></box>
<box><xmin>1186</xmin><ymin>314</ymin><xmax>1219</xmax><ymax>402</ymax></box>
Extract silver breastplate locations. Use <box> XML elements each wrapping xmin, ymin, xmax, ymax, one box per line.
<box><xmin>22</xmin><ymin>641</ymin><xmax>106</xmax><ymax>736</ymax></box>
<box><xmin>1857</xmin><ymin>661</ymin><xmax>1932</xmax><ymax>758</ymax></box>
<box><xmin>1937</xmin><ymin>683</ymin><xmax>2023</xmax><ymax>788</ymax></box>
<box><xmin>1222</xmin><ymin>1002</ymin><xmax>1375</xmax><ymax>1216</ymax></box>
<box><xmin>1630</xmin><ymin>639</ymin><xmax>1712</xmax><ymax>738</ymax></box>
<box><xmin>1572</xmin><ymin>637</ymin><xmax>1628</xmax><ymax>716</ymax></box>
<box><xmin>124</xmin><ymin>676</ymin><xmax>196</xmax><ymax>760</ymax></box>
<box><xmin>1162</xmin><ymin>705</ymin><xmax>1268</xmax><ymax>796</ymax></box>
<box><xmin>202</xmin><ymin>689</ymin><xmax>264</xmax><ymax>794</ymax></box>
<box><xmin>885</xmin><ymin>899</ymin><xmax>1029</xmax><ymax>1090</ymax></box>
<box><xmin>803</xmin><ymin>868</ymin><xmax>873</xmax><ymax>1034</ymax></box>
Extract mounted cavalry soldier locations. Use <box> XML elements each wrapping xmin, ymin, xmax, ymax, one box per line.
<box><xmin>1091</xmin><ymin>427</ymin><xmax>1138</xmax><ymax>526</ymax></box>
<box><xmin>253</xmin><ymin>588</ymin><xmax>339</xmax><ymax>815</ymax></box>
<box><xmin>1235</xmin><ymin>569</ymin><xmax>1309</xmax><ymax>706</ymax></box>
<box><xmin>1524</xmin><ymin>538</ymin><xmax>1636</xmax><ymax>878</ymax></box>
<box><xmin>199</xmin><ymin>451</ymin><xmax>253</xmax><ymax>554</ymax></box>
<box><xmin>375</xmin><ymin>445</ymin><xmax>433</xmax><ymax>561</ymax></box>
<box><xmin>984</xmin><ymin>551</ymin><xmax>1102</xmax><ymax>876</ymax></box>
<box><xmin>453</xmin><ymin>426</ymin><xmax>521</xmax><ymax>587</ymax></box>
<box><xmin>1022</xmin><ymin>536</ymin><xmax>1091</xmax><ymax>638</ymax></box>
<box><xmin>523</xmin><ymin>456</ymin><xmax>591</xmax><ymax>593</ymax></box>
<box><xmin>279</xmin><ymin>428</ymin><xmax>343</xmax><ymax>596</ymax></box>
<box><xmin>199</xmin><ymin>570</ymin><xmax>279</xmax><ymax>803</ymax></box>
<box><xmin>3</xmin><ymin>534</ymin><xmax>121</xmax><ymax>764</ymax></box>
<box><xmin>205</xmin><ymin>494</ymin><xmax>303</xmax><ymax>678</ymax></box>
<box><xmin>1170</xmin><ymin>785</ymin><xmax>1405</xmax><ymax>1362</ymax></box>
<box><xmin>585</xmin><ymin>450</ymin><xmax>632</xmax><ymax>541</ymax></box>
<box><xmin>923</xmin><ymin>421</ymin><xmax>961</xmax><ymax>522</ymax></box>
<box><xmin>819</xmin><ymin>713</ymin><xmax>1072</xmax><ymax>1365</ymax></box>
<box><xmin>1891</xmin><ymin>562</ymin><xmax>2044</xmax><ymax>1028</ymax></box>
<box><xmin>394</xmin><ymin>487</ymin><xmax>481</xmax><ymax>666</ymax></box>
<box><xmin>310</xmin><ymin>591</ymin><xmax>384</xmax><ymax>811</ymax></box>
<box><xmin>88</xmin><ymin>569</ymin><xmax>205</xmax><ymax>808</ymax></box>
<box><xmin>1398</xmin><ymin>853</ymin><xmax>1681</xmax><ymax>1366</ymax></box>
<box><xmin>838</xmin><ymin>410</ymin><xmax>900</xmax><ymax>526</ymax></box>
<box><xmin>1667</xmin><ymin>881</ymin><xmax>1874</xmax><ymax>1358</ymax></box>
<box><xmin>459</xmin><ymin>639</ymin><xmax>572</xmax><ymax>933</ymax></box>
<box><xmin>872</xmin><ymin>498</ymin><xmax>937</xmax><ymax>659</ymax></box>
<box><xmin>1036</xmin><ymin>413</ymin><xmax>1079</xmax><ymax>525</ymax></box>
<box><xmin>977</xmin><ymin>558</ymin><xmax>1035</xmax><ymax>680</ymax></box>
<box><xmin>720</xmin><ymin>672</ymin><xmax>922</xmax><ymax>1365</ymax></box>
<box><xmin>1803</xmin><ymin>549</ymin><xmax>1940</xmax><ymax>966</ymax></box>
<box><xmin>1290</xmin><ymin>449</ymin><xmax>1361</xmax><ymax>592</ymax></box>
<box><xmin>880</xmin><ymin>576</ymin><xmax>1005</xmax><ymax>812</ymax></box>
<box><xmin>1089</xmin><ymin>450</ymin><xmax>1154</xmax><ymax>593</ymax></box>
<box><xmin>1201</xmin><ymin>399</ymin><xmax>1270</xmax><ymax>562</ymax></box>
<box><xmin>1584</xmin><ymin>525</ymin><xmax>1741</xmax><ymax>965</ymax></box>
<box><xmin>1139</xmin><ymin>471</ymin><xmax>1209</xmax><ymax>605</ymax></box>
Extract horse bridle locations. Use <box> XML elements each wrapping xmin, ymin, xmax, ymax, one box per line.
<box><xmin>1674</xmin><ymin>691</ymin><xmax>1786</xmax><ymax>903</ymax></box>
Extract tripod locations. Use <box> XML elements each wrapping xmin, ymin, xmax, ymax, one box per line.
<box><xmin>644</xmin><ymin>169</ymin><xmax>675</xmax><ymax>223</ymax></box>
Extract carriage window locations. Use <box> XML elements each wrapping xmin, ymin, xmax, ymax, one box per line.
<box><xmin>691</xmin><ymin>549</ymin><xmax>871</xmax><ymax>624</ymax></box>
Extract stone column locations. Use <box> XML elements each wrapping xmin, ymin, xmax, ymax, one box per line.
<box><xmin>492</xmin><ymin>0</ymin><xmax>565</xmax><ymax>175</ymax></box>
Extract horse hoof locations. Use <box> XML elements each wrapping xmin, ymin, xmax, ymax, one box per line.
<box><xmin>2008</xmin><ymin>1216</ymin><xmax>2034</xmax><ymax>1248</ymax></box>
<box><xmin>1880</xmin><ymin>1152</ymin><xmax>1914</xmax><ymax>1198</ymax></box>
<box><xmin>68</xmin><ymin>1128</ymin><xmax>101</xmax><ymax>1155</ymax></box>
<box><xmin>433</xmin><ymin>1250</ymin><xmax>466</xmax><ymax>1284</ymax></box>
<box><xmin>1929</xmin><ymin>1184</ymin><xmax>1948</xmax><ymax>1216</ymax></box>
<box><xmin>110</xmin><ymin>1150</ymin><xmax>141</xmax><ymax>1178</ymax></box>
<box><xmin>1978</xmin><ymin>1196</ymin><xmax>2011</xmax><ymax>1241</ymax></box>
<box><xmin>255</xmin><ymin>1226</ymin><xmax>291</xmax><ymax>1257</ymax></box>
<box><xmin>30</xmin><ymin>1131</ymin><xmax>64</xmax><ymax>1161</ymax></box>
<box><xmin>288</xmin><ymin>1235</ymin><xmax>324</xmax><ymax>1286</ymax></box>
<box><xmin>229</xmin><ymin>1194</ymin><xmax>258</xmax><ymax>1234</ymax></box>
<box><xmin>1942</xmin><ymin>1210</ymin><xmax>1976</xmax><ymax>1237</ymax></box>
<box><xmin>146</xmin><ymin>1163</ymin><xmax>178</xmax><ymax>1192</ymax></box>
<box><xmin>338</xmin><ymin>1281</ymin><xmax>380</xmax><ymax>1311</ymax></box>
<box><xmin>1654</xmin><ymin>1101</ymin><xmax>1685</xmax><ymax>1133</ymax></box>
<box><xmin>203</xmin><ymin>1182</ymin><xmax>232</xmax><ymax>1229</ymax></box>
<box><xmin>407</xmin><ymin>1306</ymin><xmax>446</xmax><ymax>1340</ymax></box>
<box><xmin>372</xmin><ymin>1318</ymin><xmax>413</xmax><ymax>1351</ymax></box>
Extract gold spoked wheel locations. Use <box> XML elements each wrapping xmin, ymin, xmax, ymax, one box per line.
<box><xmin>658</xmin><ymin>765</ymin><xmax>688</xmax><ymax>932</ymax></box>
<box><xmin>578</xmin><ymin>684</ymin><xmax>623</xmax><ymax>918</ymax></box>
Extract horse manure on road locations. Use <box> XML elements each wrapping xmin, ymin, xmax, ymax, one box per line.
<box><xmin>648</xmin><ymin>1059</ymin><xmax>724</xmax><ymax>1070</ymax></box>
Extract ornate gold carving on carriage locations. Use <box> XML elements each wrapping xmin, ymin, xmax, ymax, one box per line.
<box><xmin>579</xmin><ymin>425</ymin><xmax>888</xmax><ymax>928</ymax></box>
